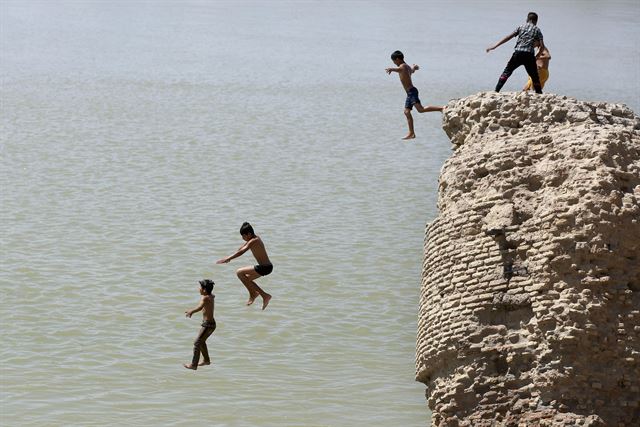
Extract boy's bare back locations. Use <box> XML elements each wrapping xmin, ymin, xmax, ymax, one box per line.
<box><xmin>396</xmin><ymin>63</ymin><xmax>415</xmax><ymax>91</ymax></box>
<box><xmin>201</xmin><ymin>295</ymin><xmax>214</xmax><ymax>322</ymax></box>
<box><xmin>248</xmin><ymin>236</ymin><xmax>271</xmax><ymax>266</ymax></box>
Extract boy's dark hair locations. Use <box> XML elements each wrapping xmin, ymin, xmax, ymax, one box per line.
<box><xmin>527</xmin><ymin>12</ymin><xmax>538</xmax><ymax>24</ymax></box>
<box><xmin>240</xmin><ymin>222</ymin><xmax>255</xmax><ymax>236</ymax></box>
<box><xmin>199</xmin><ymin>279</ymin><xmax>215</xmax><ymax>295</ymax></box>
<box><xmin>390</xmin><ymin>50</ymin><xmax>404</xmax><ymax>61</ymax></box>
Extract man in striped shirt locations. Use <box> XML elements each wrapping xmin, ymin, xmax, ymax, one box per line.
<box><xmin>486</xmin><ymin>12</ymin><xmax>545</xmax><ymax>94</ymax></box>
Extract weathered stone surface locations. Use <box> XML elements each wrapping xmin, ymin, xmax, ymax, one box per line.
<box><xmin>417</xmin><ymin>92</ymin><xmax>640</xmax><ymax>426</ymax></box>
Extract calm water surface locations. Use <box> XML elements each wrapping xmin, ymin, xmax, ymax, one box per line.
<box><xmin>1</xmin><ymin>1</ymin><xmax>638</xmax><ymax>426</ymax></box>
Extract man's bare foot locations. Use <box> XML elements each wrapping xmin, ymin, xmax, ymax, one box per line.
<box><xmin>198</xmin><ymin>361</ymin><xmax>211</xmax><ymax>367</ymax></box>
<box><xmin>246</xmin><ymin>294</ymin><xmax>258</xmax><ymax>305</ymax></box>
<box><xmin>262</xmin><ymin>293</ymin><xmax>272</xmax><ymax>310</ymax></box>
<box><xmin>183</xmin><ymin>363</ymin><xmax>196</xmax><ymax>370</ymax></box>
<box><xmin>402</xmin><ymin>134</ymin><xmax>416</xmax><ymax>140</ymax></box>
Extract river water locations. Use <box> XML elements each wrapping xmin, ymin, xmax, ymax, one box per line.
<box><xmin>1</xmin><ymin>1</ymin><xmax>638</xmax><ymax>426</ymax></box>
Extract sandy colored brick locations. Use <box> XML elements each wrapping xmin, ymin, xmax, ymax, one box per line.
<box><xmin>416</xmin><ymin>92</ymin><xmax>640</xmax><ymax>426</ymax></box>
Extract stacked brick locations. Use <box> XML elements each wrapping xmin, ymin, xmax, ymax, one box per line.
<box><xmin>416</xmin><ymin>92</ymin><xmax>640</xmax><ymax>426</ymax></box>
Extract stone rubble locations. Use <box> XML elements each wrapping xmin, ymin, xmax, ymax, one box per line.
<box><xmin>416</xmin><ymin>92</ymin><xmax>640</xmax><ymax>426</ymax></box>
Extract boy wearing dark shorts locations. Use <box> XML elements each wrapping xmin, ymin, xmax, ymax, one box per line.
<box><xmin>386</xmin><ymin>50</ymin><xmax>443</xmax><ymax>140</ymax></box>
<box><xmin>216</xmin><ymin>222</ymin><xmax>273</xmax><ymax>310</ymax></box>
<box><xmin>486</xmin><ymin>12</ymin><xmax>545</xmax><ymax>94</ymax></box>
<box><xmin>184</xmin><ymin>279</ymin><xmax>216</xmax><ymax>370</ymax></box>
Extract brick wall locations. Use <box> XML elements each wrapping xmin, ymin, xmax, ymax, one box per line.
<box><xmin>417</xmin><ymin>92</ymin><xmax>640</xmax><ymax>426</ymax></box>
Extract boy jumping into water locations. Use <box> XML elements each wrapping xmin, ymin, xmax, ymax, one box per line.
<box><xmin>486</xmin><ymin>12</ymin><xmax>545</xmax><ymax>94</ymax></box>
<box><xmin>184</xmin><ymin>279</ymin><xmax>216</xmax><ymax>370</ymax></box>
<box><xmin>216</xmin><ymin>222</ymin><xmax>273</xmax><ymax>310</ymax></box>
<box><xmin>385</xmin><ymin>50</ymin><xmax>443</xmax><ymax>140</ymax></box>
<box><xmin>523</xmin><ymin>40</ymin><xmax>550</xmax><ymax>91</ymax></box>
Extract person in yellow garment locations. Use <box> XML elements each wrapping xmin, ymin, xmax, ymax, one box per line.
<box><xmin>524</xmin><ymin>41</ymin><xmax>550</xmax><ymax>91</ymax></box>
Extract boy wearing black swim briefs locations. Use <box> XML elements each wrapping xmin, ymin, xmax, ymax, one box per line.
<box><xmin>216</xmin><ymin>222</ymin><xmax>273</xmax><ymax>310</ymax></box>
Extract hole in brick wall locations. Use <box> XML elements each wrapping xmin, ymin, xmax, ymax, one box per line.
<box><xmin>537</xmin><ymin>317</ymin><xmax>557</xmax><ymax>333</ymax></box>
<box><xmin>473</xmin><ymin>383</ymin><xmax>490</xmax><ymax>395</ymax></box>
<box><xmin>515</xmin><ymin>209</ymin><xmax>533</xmax><ymax>224</ymax></box>
<box><xmin>545</xmin><ymin>172</ymin><xmax>568</xmax><ymax>188</ymax></box>
<box><xmin>616</xmin><ymin>174</ymin><xmax>635</xmax><ymax>194</ymax></box>
<box><xmin>504</xmin><ymin>241</ymin><xmax>519</xmax><ymax>250</ymax></box>
<box><xmin>561</xmin><ymin>398</ymin><xmax>579</xmax><ymax>411</ymax></box>
<box><xmin>503</xmin><ymin>260</ymin><xmax>528</xmax><ymax>282</ymax></box>
<box><xmin>510</xmin><ymin>306</ymin><xmax>533</xmax><ymax>328</ymax></box>
<box><xmin>527</xmin><ymin>176</ymin><xmax>543</xmax><ymax>192</ymax></box>
<box><xmin>475</xmin><ymin>167</ymin><xmax>489</xmax><ymax>178</ymax></box>
<box><xmin>477</xmin><ymin>304</ymin><xmax>534</xmax><ymax>330</ymax></box>
<box><xmin>505</xmin><ymin>354</ymin><xmax>534</xmax><ymax>378</ymax></box>
<box><xmin>539</xmin><ymin>135</ymin><xmax>553</xmax><ymax>144</ymax></box>
<box><xmin>503</xmin><ymin>262</ymin><xmax>514</xmax><ymax>281</ymax></box>
<box><xmin>516</xmin><ymin>248</ymin><xmax>529</xmax><ymax>263</ymax></box>
<box><xmin>493</xmin><ymin>355</ymin><xmax>509</xmax><ymax>376</ymax></box>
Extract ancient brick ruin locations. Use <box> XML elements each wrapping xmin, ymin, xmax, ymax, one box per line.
<box><xmin>416</xmin><ymin>92</ymin><xmax>640</xmax><ymax>426</ymax></box>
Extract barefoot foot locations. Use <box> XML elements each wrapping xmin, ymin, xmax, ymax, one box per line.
<box><xmin>183</xmin><ymin>363</ymin><xmax>197</xmax><ymax>370</ymax></box>
<box><xmin>246</xmin><ymin>294</ymin><xmax>258</xmax><ymax>306</ymax></box>
<box><xmin>402</xmin><ymin>134</ymin><xmax>416</xmax><ymax>140</ymax></box>
<box><xmin>262</xmin><ymin>293</ymin><xmax>272</xmax><ymax>310</ymax></box>
<box><xmin>198</xmin><ymin>361</ymin><xmax>211</xmax><ymax>367</ymax></box>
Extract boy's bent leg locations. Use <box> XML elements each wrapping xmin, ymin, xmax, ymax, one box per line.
<box><xmin>237</xmin><ymin>266</ymin><xmax>271</xmax><ymax>307</ymax></box>
<box><xmin>185</xmin><ymin>327</ymin><xmax>208</xmax><ymax>370</ymax></box>
<box><xmin>198</xmin><ymin>327</ymin><xmax>215</xmax><ymax>365</ymax></box>
<box><xmin>403</xmin><ymin>108</ymin><xmax>415</xmax><ymax>139</ymax></box>
<box><xmin>414</xmin><ymin>103</ymin><xmax>443</xmax><ymax>113</ymax></box>
<box><xmin>236</xmin><ymin>266</ymin><xmax>261</xmax><ymax>304</ymax></box>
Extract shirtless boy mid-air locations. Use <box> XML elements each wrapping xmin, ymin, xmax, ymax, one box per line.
<box><xmin>385</xmin><ymin>50</ymin><xmax>443</xmax><ymax>140</ymax></box>
<box><xmin>216</xmin><ymin>222</ymin><xmax>273</xmax><ymax>310</ymax></box>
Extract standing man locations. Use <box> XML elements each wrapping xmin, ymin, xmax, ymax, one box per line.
<box><xmin>486</xmin><ymin>12</ymin><xmax>545</xmax><ymax>94</ymax></box>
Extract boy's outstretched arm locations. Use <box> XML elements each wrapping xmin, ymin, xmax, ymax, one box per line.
<box><xmin>411</xmin><ymin>64</ymin><xmax>420</xmax><ymax>73</ymax></box>
<box><xmin>216</xmin><ymin>239</ymin><xmax>255</xmax><ymax>264</ymax></box>
<box><xmin>186</xmin><ymin>297</ymin><xmax>205</xmax><ymax>317</ymax></box>
<box><xmin>385</xmin><ymin>67</ymin><xmax>401</xmax><ymax>74</ymax></box>
<box><xmin>486</xmin><ymin>31</ymin><xmax>517</xmax><ymax>52</ymax></box>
